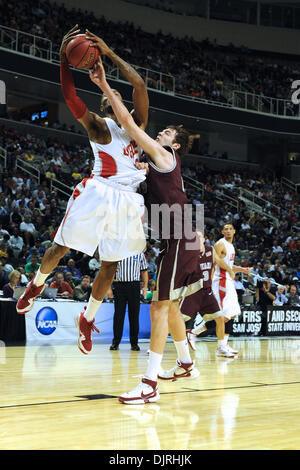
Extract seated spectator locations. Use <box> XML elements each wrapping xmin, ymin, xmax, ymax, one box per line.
<box><xmin>88</xmin><ymin>251</ymin><xmax>101</xmax><ymax>277</ymax></box>
<box><xmin>7</xmin><ymin>228</ymin><xmax>24</xmax><ymax>258</ymax></box>
<box><xmin>274</xmin><ymin>285</ymin><xmax>288</xmax><ymax>306</ymax></box>
<box><xmin>272</xmin><ymin>241</ymin><xmax>283</xmax><ymax>255</ymax></box>
<box><xmin>27</xmin><ymin>239</ymin><xmax>45</xmax><ymax>261</ymax></box>
<box><xmin>63</xmin><ymin>258</ymin><xmax>82</xmax><ymax>283</ymax></box>
<box><xmin>145</xmin><ymin>280</ymin><xmax>156</xmax><ymax>301</ymax></box>
<box><xmin>287</xmin><ymin>285</ymin><xmax>300</xmax><ymax>306</ymax></box>
<box><xmin>234</xmin><ymin>273</ymin><xmax>246</xmax><ymax>302</ymax></box>
<box><xmin>0</xmin><ymin>260</ymin><xmax>9</xmax><ymax>289</ymax></box>
<box><xmin>72</xmin><ymin>275</ymin><xmax>92</xmax><ymax>301</ymax></box>
<box><xmin>64</xmin><ymin>271</ymin><xmax>76</xmax><ymax>290</ymax></box>
<box><xmin>20</xmin><ymin>214</ymin><xmax>37</xmax><ymax>246</ymax></box>
<box><xmin>71</xmin><ymin>167</ymin><xmax>82</xmax><ymax>181</ymax></box>
<box><xmin>2</xmin><ymin>269</ymin><xmax>21</xmax><ymax>298</ymax></box>
<box><xmin>45</xmin><ymin>164</ymin><xmax>57</xmax><ymax>180</ymax></box>
<box><xmin>50</xmin><ymin>271</ymin><xmax>73</xmax><ymax>297</ymax></box>
<box><xmin>17</xmin><ymin>266</ymin><xmax>29</xmax><ymax>286</ymax></box>
<box><xmin>24</xmin><ymin>254</ymin><xmax>41</xmax><ymax>276</ymax></box>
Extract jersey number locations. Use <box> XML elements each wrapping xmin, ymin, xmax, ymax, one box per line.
<box><xmin>98</xmin><ymin>151</ymin><xmax>117</xmax><ymax>177</ymax></box>
<box><xmin>203</xmin><ymin>270</ymin><xmax>210</xmax><ymax>282</ymax></box>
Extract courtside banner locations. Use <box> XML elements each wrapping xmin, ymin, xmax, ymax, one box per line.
<box><xmin>25</xmin><ymin>300</ymin><xmax>151</xmax><ymax>345</ymax></box>
<box><xmin>266</xmin><ymin>306</ymin><xmax>300</xmax><ymax>336</ymax></box>
<box><xmin>232</xmin><ymin>308</ymin><xmax>263</xmax><ymax>336</ymax></box>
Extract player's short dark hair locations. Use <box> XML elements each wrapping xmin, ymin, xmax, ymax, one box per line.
<box><xmin>222</xmin><ymin>223</ymin><xmax>235</xmax><ymax>230</ymax></box>
<box><xmin>167</xmin><ymin>125</ymin><xmax>190</xmax><ymax>157</ymax></box>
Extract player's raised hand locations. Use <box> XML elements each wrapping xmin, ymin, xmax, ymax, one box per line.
<box><xmin>89</xmin><ymin>58</ymin><xmax>107</xmax><ymax>89</ymax></box>
<box><xmin>59</xmin><ymin>24</ymin><xmax>81</xmax><ymax>61</ymax></box>
<box><xmin>85</xmin><ymin>30</ymin><xmax>111</xmax><ymax>56</ymax></box>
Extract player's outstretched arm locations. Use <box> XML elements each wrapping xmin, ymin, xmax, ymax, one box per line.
<box><xmin>213</xmin><ymin>249</ymin><xmax>235</xmax><ymax>280</ymax></box>
<box><xmin>89</xmin><ymin>59</ymin><xmax>173</xmax><ymax>169</ymax></box>
<box><xmin>59</xmin><ymin>26</ymin><xmax>108</xmax><ymax>138</ymax></box>
<box><xmin>85</xmin><ymin>30</ymin><xmax>149</xmax><ymax>130</ymax></box>
<box><xmin>232</xmin><ymin>265</ymin><xmax>251</xmax><ymax>275</ymax></box>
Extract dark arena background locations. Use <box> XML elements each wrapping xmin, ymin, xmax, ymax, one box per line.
<box><xmin>0</xmin><ymin>0</ymin><xmax>300</xmax><ymax>453</ymax></box>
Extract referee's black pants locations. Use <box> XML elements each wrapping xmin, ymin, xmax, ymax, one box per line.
<box><xmin>112</xmin><ymin>281</ymin><xmax>141</xmax><ymax>346</ymax></box>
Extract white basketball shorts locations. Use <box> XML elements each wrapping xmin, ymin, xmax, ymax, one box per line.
<box><xmin>54</xmin><ymin>175</ymin><xmax>146</xmax><ymax>261</ymax></box>
<box><xmin>212</xmin><ymin>277</ymin><xmax>241</xmax><ymax>320</ymax></box>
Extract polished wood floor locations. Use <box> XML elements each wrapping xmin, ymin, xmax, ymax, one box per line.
<box><xmin>1</xmin><ymin>337</ymin><xmax>300</xmax><ymax>450</ymax></box>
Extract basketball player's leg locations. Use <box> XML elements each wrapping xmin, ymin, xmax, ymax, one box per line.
<box><xmin>76</xmin><ymin>261</ymin><xmax>118</xmax><ymax>355</ymax></box>
<box><xmin>158</xmin><ymin>301</ymin><xmax>200</xmax><ymax>380</ymax></box>
<box><xmin>17</xmin><ymin>242</ymin><xmax>69</xmax><ymax>314</ymax></box>
<box><xmin>118</xmin><ymin>300</ymin><xmax>169</xmax><ymax>404</ymax></box>
<box><xmin>223</xmin><ymin>316</ymin><xmax>238</xmax><ymax>355</ymax></box>
<box><xmin>215</xmin><ymin>315</ymin><xmax>235</xmax><ymax>357</ymax></box>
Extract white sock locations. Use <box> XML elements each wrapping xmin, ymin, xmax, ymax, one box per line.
<box><xmin>84</xmin><ymin>296</ymin><xmax>102</xmax><ymax>322</ymax></box>
<box><xmin>33</xmin><ymin>268</ymin><xmax>49</xmax><ymax>287</ymax></box>
<box><xmin>224</xmin><ymin>334</ymin><xmax>229</xmax><ymax>345</ymax></box>
<box><xmin>145</xmin><ymin>351</ymin><xmax>163</xmax><ymax>382</ymax></box>
<box><xmin>218</xmin><ymin>339</ymin><xmax>227</xmax><ymax>348</ymax></box>
<box><xmin>174</xmin><ymin>339</ymin><xmax>192</xmax><ymax>364</ymax></box>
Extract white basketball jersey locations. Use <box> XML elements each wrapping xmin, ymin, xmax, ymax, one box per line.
<box><xmin>89</xmin><ymin>118</ymin><xmax>146</xmax><ymax>189</ymax></box>
<box><xmin>213</xmin><ymin>237</ymin><xmax>235</xmax><ymax>282</ymax></box>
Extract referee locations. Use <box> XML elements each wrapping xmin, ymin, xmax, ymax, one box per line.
<box><xmin>110</xmin><ymin>254</ymin><xmax>149</xmax><ymax>351</ymax></box>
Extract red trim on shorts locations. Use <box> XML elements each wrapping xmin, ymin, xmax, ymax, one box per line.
<box><xmin>219</xmin><ymin>268</ymin><xmax>226</xmax><ymax>308</ymax></box>
<box><xmin>72</xmin><ymin>174</ymin><xmax>94</xmax><ymax>200</ymax></box>
<box><xmin>61</xmin><ymin>206</ymin><xmax>71</xmax><ymax>228</ymax></box>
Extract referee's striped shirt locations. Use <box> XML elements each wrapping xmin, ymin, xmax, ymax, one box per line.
<box><xmin>115</xmin><ymin>254</ymin><xmax>148</xmax><ymax>282</ymax></box>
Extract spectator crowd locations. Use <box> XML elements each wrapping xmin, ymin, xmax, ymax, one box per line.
<box><xmin>1</xmin><ymin>0</ymin><xmax>300</xmax><ymax>109</ymax></box>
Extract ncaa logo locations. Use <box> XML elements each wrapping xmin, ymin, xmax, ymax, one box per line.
<box><xmin>35</xmin><ymin>307</ymin><xmax>58</xmax><ymax>335</ymax></box>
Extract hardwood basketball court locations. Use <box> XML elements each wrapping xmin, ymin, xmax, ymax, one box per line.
<box><xmin>1</xmin><ymin>337</ymin><xmax>300</xmax><ymax>450</ymax></box>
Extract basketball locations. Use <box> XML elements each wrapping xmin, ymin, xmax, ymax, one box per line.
<box><xmin>66</xmin><ymin>34</ymin><xmax>99</xmax><ymax>70</ymax></box>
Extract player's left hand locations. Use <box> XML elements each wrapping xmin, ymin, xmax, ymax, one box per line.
<box><xmin>89</xmin><ymin>58</ymin><xmax>107</xmax><ymax>89</ymax></box>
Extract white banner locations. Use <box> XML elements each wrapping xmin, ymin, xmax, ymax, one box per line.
<box><xmin>25</xmin><ymin>300</ymin><xmax>151</xmax><ymax>345</ymax></box>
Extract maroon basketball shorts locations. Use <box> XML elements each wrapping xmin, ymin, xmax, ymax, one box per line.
<box><xmin>180</xmin><ymin>287</ymin><xmax>221</xmax><ymax>320</ymax></box>
<box><xmin>152</xmin><ymin>237</ymin><xmax>203</xmax><ymax>302</ymax></box>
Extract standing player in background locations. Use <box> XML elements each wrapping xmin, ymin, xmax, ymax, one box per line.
<box><xmin>17</xmin><ymin>26</ymin><xmax>149</xmax><ymax>357</ymax></box>
<box><xmin>88</xmin><ymin>57</ymin><xmax>204</xmax><ymax>404</ymax></box>
<box><xmin>180</xmin><ymin>231</ymin><xmax>236</xmax><ymax>358</ymax></box>
<box><xmin>212</xmin><ymin>224</ymin><xmax>251</xmax><ymax>356</ymax></box>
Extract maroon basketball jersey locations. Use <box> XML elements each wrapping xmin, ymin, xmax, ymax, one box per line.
<box><xmin>144</xmin><ymin>147</ymin><xmax>193</xmax><ymax>240</ymax></box>
<box><xmin>199</xmin><ymin>244</ymin><xmax>214</xmax><ymax>288</ymax></box>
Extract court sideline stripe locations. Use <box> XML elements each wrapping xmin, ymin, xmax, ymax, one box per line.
<box><xmin>1</xmin><ymin>380</ymin><xmax>300</xmax><ymax>410</ymax></box>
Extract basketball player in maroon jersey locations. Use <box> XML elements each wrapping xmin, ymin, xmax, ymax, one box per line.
<box><xmin>180</xmin><ymin>231</ymin><xmax>236</xmax><ymax>357</ymax></box>
<box><xmin>17</xmin><ymin>26</ymin><xmax>149</xmax><ymax>357</ymax></box>
<box><xmin>89</xmin><ymin>58</ymin><xmax>206</xmax><ymax>404</ymax></box>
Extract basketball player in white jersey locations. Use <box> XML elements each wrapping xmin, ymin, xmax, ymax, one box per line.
<box><xmin>212</xmin><ymin>223</ymin><xmax>251</xmax><ymax>357</ymax></box>
<box><xmin>17</xmin><ymin>26</ymin><xmax>149</xmax><ymax>356</ymax></box>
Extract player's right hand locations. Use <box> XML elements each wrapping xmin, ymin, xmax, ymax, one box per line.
<box><xmin>85</xmin><ymin>30</ymin><xmax>111</xmax><ymax>56</ymax></box>
<box><xmin>59</xmin><ymin>24</ymin><xmax>81</xmax><ymax>61</ymax></box>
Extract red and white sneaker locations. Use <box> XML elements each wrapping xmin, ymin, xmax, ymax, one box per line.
<box><xmin>216</xmin><ymin>346</ymin><xmax>235</xmax><ymax>358</ymax></box>
<box><xmin>227</xmin><ymin>344</ymin><xmax>239</xmax><ymax>355</ymax></box>
<box><xmin>119</xmin><ymin>378</ymin><xmax>159</xmax><ymax>405</ymax></box>
<box><xmin>158</xmin><ymin>359</ymin><xmax>200</xmax><ymax>381</ymax></box>
<box><xmin>74</xmin><ymin>311</ymin><xmax>100</xmax><ymax>355</ymax></box>
<box><xmin>16</xmin><ymin>280</ymin><xmax>45</xmax><ymax>314</ymax></box>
